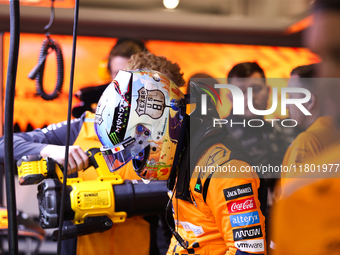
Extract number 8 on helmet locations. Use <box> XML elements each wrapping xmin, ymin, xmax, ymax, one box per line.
<box><xmin>94</xmin><ymin>69</ymin><xmax>186</xmax><ymax>181</ymax></box>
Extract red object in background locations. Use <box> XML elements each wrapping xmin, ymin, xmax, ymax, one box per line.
<box><xmin>0</xmin><ymin>0</ymin><xmax>74</xmax><ymax>8</ymax></box>
<box><xmin>286</xmin><ymin>15</ymin><xmax>314</xmax><ymax>34</ymax></box>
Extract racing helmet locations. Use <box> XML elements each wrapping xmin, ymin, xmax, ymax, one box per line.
<box><xmin>94</xmin><ymin>69</ymin><xmax>185</xmax><ymax>181</ymax></box>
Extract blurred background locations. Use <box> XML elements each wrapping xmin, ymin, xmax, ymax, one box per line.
<box><xmin>0</xmin><ymin>0</ymin><xmax>319</xmax><ymax>133</ymax></box>
<box><xmin>0</xmin><ymin>0</ymin><xmax>319</xmax><ymax>254</ymax></box>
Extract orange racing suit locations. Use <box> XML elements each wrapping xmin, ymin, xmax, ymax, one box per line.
<box><xmin>167</xmin><ymin>142</ymin><xmax>267</xmax><ymax>255</ymax></box>
<box><xmin>273</xmin><ymin>143</ymin><xmax>340</xmax><ymax>255</ymax></box>
<box><xmin>281</xmin><ymin>116</ymin><xmax>340</xmax><ymax>190</ymax></box>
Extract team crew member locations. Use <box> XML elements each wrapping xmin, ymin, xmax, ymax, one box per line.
<box><xmin>0</xmin><ymin>52</ymin><xmax>185</xmax><ymax>255</ymax></box>
<box><xmin>225</xmin><ymin>62</ymin><xmax>298</xmax><ymax>203</ymax></box>
<box><xmin>72</xmin><ymin>38</ymin><xmax>147</xmax><ymax>118</ymax></box>
<box><xmin>272</xmin><ymin>0</ymin><xmax>340</xmax><ymax>254</ymax></box>
<box><xmin>94</xmin><ymin>69</ymin><xmax>267</xmax><ymax>255</ymax></box>
<box><xmin>280</xmin><ymin>64</ymin><xmax>340</xmax><ymax>190</ymax></box>
<box><xmin>167</xmin><ymin>146</ymin><xmax>267</xmax><ymax>255</ymax></box>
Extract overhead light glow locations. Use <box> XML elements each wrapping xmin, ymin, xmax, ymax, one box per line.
<box><xmin>163</xmin><ymin>0</ymin><xmax>179</xmax><ymax>9</ymax></box>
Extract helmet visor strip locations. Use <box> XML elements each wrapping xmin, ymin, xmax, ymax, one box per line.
<box><xmin>100</xmin><ymin>135</ymin><xmax>149</xmax><ymax>172</ymax></box>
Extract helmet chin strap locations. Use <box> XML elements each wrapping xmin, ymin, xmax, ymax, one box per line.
<box><xmin>167</xmin><ymin>114</ymin><xmax>188</xmax><ymax>191</ymax></box>
<box><xmin>183</xmin><ymin>94</ymin><xmax>191</xmax><ymax>106</ymax></box>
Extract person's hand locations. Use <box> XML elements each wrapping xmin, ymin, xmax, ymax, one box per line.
<box><xmin>40</xmin><ymin>145</ymin><xmax>89</xmax><ymax>175</ymax></box>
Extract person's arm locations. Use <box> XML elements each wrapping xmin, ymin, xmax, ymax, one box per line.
<box><xmin>206</xmin><ymin>160</ymin><xmax>267</xmax><ymax>255</ymax></box>
<box><xmin>40</xmin><ymin>145</ymin><xmax>89</xmax><ymax>175</ymax></box>
<box><xmin>0</xmin><ymin>112</ymin><xmax>89</xmax><ymax>174</ymax></box>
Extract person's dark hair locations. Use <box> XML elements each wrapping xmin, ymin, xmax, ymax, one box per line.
<box><xmin>189</xmin><ymin>73</ymin><xmax>219</xmax><ymax>87</ymax></box>
<box><xmin>290</xmin><ymin>63</ymin><xmax>319</xmax><ymax>95</ymax></box>
<box><xmin>290</xmin><ymin>63</ymin><xmax>317</xmax><ymax>78</ymax></box>
<box><xmin>227</xmin><ymin>62</ymin><xmax>266</xmax><ymax>84</ymax></box>
<box><xmin>108</xmin><ymin>38</ymin><xmax>148</xmax><ymax>73</ymax></box>
<box><xmin>314</xmin><ymin>0</ymin><xmax>340</xmax><ymax>12</ymax></box>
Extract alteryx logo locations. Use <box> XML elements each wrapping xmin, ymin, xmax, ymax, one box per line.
<box><xmin>230</xmin><ymin>211</ymin><xmax>260</xmax><ymax>227</ymax></box>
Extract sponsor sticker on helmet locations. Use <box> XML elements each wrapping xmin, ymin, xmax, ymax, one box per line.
<box><xmin>227</xmin><ymin>197</ymin><xmax>257</xmax><ymax>214</ymax></box>
<box><xmin>223</xmin><ymin>183</ymin><xmax>253</xmax><ymax>201</ymax></box>
<box><xmin>136</xmin><ymin>88</ymin><xmax>165</xmax><ymax>119</ymax></box>
<box><xmin>94</xmin><ymin>101</ymin><xmax>105</xmax><ymax>125</ymax></box>
<box><xmin>110</xmin><ymin>97</ymin><xmax>131</xmax><ymax>144</ymax></box>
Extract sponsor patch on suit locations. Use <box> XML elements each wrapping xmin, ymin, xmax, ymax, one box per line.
<box><xmin>223</xmin><ymin>183</ymin><xmax>253</xmax><ymax>201</ymax></box>
<box><xmin>233</xmin><ymin>225</ymin><xmax>262</xmax><ymax>241</ymax></box>
<box><xmin>230</xmin><ymin>211</ymin><xmax>260</xmax><ymax>227</ymax></box>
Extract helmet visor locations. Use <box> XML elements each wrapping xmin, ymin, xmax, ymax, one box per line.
<box><xmin>101</xmin><ymin>136</ymin><xmax>149</xmax><ymax>172</ymax></box>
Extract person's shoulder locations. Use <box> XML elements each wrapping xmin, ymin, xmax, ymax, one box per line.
<box><xmin>281</xmin><ymin>164</ymin><xmax>340</xmax><ymax>200</ymax></box>
<box><xmin>84</xmin><ymin>111</ymin><xmax>95</xmax><ymax>120</ymax></box>
<box><xmin>290</xmin><ymin>129</ymin><xmax>320</xmax><ymax>148</ymax></box>
<box><xmin>197</xmin><ymin>143</ymin><xmax>230</xmax><ymax>166</ymax></box>
<box><xmin>194</xmin><ymin>141</ymin><xmax>257</xmax><ymax>179</ymax></box>
<box><xmin>307</xmin><ymin>124</ymin><xmax>340</xmax><ymax>144</ymax></box>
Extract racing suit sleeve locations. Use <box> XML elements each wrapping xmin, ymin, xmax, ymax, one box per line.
<box><xmin>0</xmin><ymin>112</ymin><xmax>86</xmax><ymax>163</ymax></box>
<box><xmin>205</xmin><ymin>160</ymin><xmax>267</xmax><ymax>255</ymax></box>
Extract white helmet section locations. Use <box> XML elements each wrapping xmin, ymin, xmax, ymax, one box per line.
<box><xmin>94</xmin><ymin>70</ymin><xmax>132</xmax><ymax>148</ymax></box>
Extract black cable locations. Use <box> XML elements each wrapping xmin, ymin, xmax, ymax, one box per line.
<box><xmin>27</xmin><ymin>0</ymin><xmax>63</xmax><ymax>101</ymax></box>
<box><xmin>56</xmin><ymin>0</ymin><xmax>79</xmax><ymax>254</ymax></box>
<box><xmin>165</xmin><ymin>183</ymin><xmax>188</xmax><ymax>250</ymax></box>
<box><xmin>4</xmin><ymin>0</ymin><xmax>20</xmax><ymax>254</ymax></box>
<box><xmin>44</xmin><ymin>0</ymin><xmax>55</xmax><ymax>32</ymax></box>
<box><xmin>28</xmin><ymin>36</ymin><xmax>64</xmax><ymax>101</ymax></box>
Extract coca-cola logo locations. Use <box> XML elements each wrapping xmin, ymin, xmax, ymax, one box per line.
<box><xmin>227</xmin><ymin>197</ymin><xmax>256</xmax><ymax>214</ymax></box>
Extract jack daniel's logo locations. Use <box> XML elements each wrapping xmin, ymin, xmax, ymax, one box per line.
<box><xmin>223</xmin><ymin>183</ymin><xmax>253</xmax><ymax>201</ymax></box>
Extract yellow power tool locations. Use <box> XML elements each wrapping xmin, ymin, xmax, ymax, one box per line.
<box><xmin>16</xmin><ymin>148</ymin><xmax>168</xmax><ymax>240</ymax></box>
